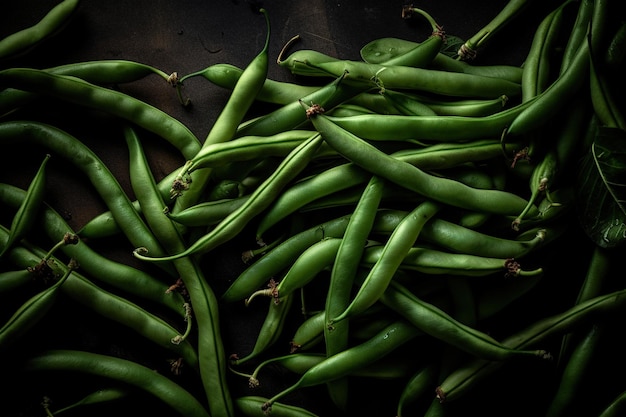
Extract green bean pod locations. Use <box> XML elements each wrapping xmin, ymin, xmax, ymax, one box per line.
<box><xmin>363</xmin><ymin>245</ymin><xmax>542</xmax><ymax>277</ymax></box>
<box><xmin>0</xmin><ymin>257</ymin><xmax>72</xmax><ymax>352</ymax></box>
<box><xmin>51</xmin><ymin>387</ymin><xmax>130</xmax><ymax>415</ymax></box>
<box><xmin>324</xmin><ymin>175</ymin><xmax>385</xmax><ymax>409</ymax></box>
<box><xmin>0</xmin><ymin>183</ymin><xmax>185</xmax><ymax>315</ymax></box>
<box><xmin>180</xmin><ymin>63</ymin><xmax>318</xmax><ymax>105</ymax></box>
<box><xmin>0</xmin><ymin>153</ymin><xmax>50</xmax><ymax>259</ymax></box>
<box><xmin>436</xmin><ymin>286</ymin><xmax>626</xmax><ymax>403</ymax></box>
<box><xmin>291</xmin><ymin>310</ymin><xmax>326</xmax><ymax>353</ymax></box>
<box><xmin>231</xmin><ymin>293</ymin><xmax>294</xmax><ymax>366</ymax></box>
<box><xmin>0</xmin><ymin>0</ymin><xmax>80</xmax><ymax>61</ymax></box>
<box><xmin>359</xmin><ymin>37</ymin><xmax>524</xmax><ymax>83</ymax></box>
<box><xmin>134</xmin><ymin>134</ymin><xmax>324</xmax><ymax>262</ymax></box>
<box><xmin>0</xmin><ymin>269</ymin><xmax>32</xmax><ymax>294</ymax></box>
<box><xmin>221</xmin><ymin>214</ymin><xmax>352</xmax><ymax>303</ymax></box>
<box><xmin>457</xmin><ymin>0</ymin><xmax>533</xmax><ymax>60</ymax></box>
<box><xmin>0</xmin><ymin>69</ymin><xmax>201</xmax><ymax>159</ymax></box>
<box><xmin>309</xmin><ymin>111</ymin><xmax>537</xmax><ymax>217</ymax></box>
<box><xmin>234</xmin><ymin>75</ymin><xmax>367</xmax><ymax>138</ymax></box>
<box><xmin>186</xmin><ymin>130</ymin><xmax>321</xmax><ymax>172</ymax></box>
<box><xmin>504</xmin><ymin>32</ymin><xmax>590</xmax><ymax>138</ymax></box>
<box><xmin>381</xmin><ymin>280</ymin><xmax>549</xmax><ymax>362</ymax></box>
<box><xmin>236</xmin><ymin>396</ymin><xmax>319</xmax><ymax>417</ymax></box>
<box><xmin>379</xmin><ymin>88</ymin><xmax>438</xmax><ymax>116</ymax></box>
<box><xmin>125</xmin><ymin>126</ymin><xmax>234</xmax><ymax>416</ymax></box>
<box><xmin>245</xmin><ymin>237</ymin><xmax>341</xmax><ymax>305</ymax></box>
<box><xmin>0</xmin><ymin>60</ymin><xmax>173</xmax><ymax>117</ymax></box>
<box><xmin>22</xmin><ymin>349</ymin><xmax>211</xmax><ymax>417</ymax></box>
<box><xmin>412</xmin><ymin>94</ymin><xmax>509</xmax><ymax>117</ymax></box>
<box><xmin>166</xmin><ymin>196</ymin><xmax>250</xmax><ymax>227</ymax></box>
<box><xmin>280</xmin><ymin>50</ymin><xmax>522</xmax><ymax>98</ymax></box>
<box><xmin>331</xmin><ymin>201</ymin><xmax>440</xmax><ymax>325</ymax></box>
<box><xmin>261</xmin><ymin>320</ymin><xmax>421</xmax><ymax>413</ymax></box>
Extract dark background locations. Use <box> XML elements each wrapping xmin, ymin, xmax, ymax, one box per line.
<box><xmin>0</xmin><ymin>1</ymin><xmax>603</xmax><ymax>417</ymax></box>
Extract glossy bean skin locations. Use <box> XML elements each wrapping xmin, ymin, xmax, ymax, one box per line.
<box><xmin>280</xmin><ymin>50</ymin><xmax>522</xmax><ymax>98</ymax></box>
<box><xmin>236</xmin><ymin>396</ymin><xmax>319</xmax><ymax>417</ymax></box>
<box><xmin>0</xmin><ymin>70</ymin><xmax>201</xmax><ymax>159</ymax></box>
<box><xmin>0</xmin><ymin>153</ymin><xmax>50</xmax><ymax>259</ymax></box>
<box><xmin>166</xmin><ymin>196</ymin><xmax>250</xmax><ymax>227</ymax></box>
<box><xmin>181</xmin><ymin>63</ymin><xmax>319</xmax><ymax>105</ymax></box>
<box><xmin>231</xmin><ymin>294</ymin><xmax>294</xmax><ymax>366</ymax></box>
<box><xmin>261</xmin><ymin>320</ymin><xmax>421</xmax><ymax>413</ymax></box>
<box><xmin>0</xmin><ymin>269</ymin><xmax>32</xmax><ymax>294</ymax></box>
<box><xmin>0</xmin><ymin>60</ymin><xmax>173</xmax><ymax>117</ymax></box>
<box><xmin>0</xmin><ymin>183</ymin><xmax>185</xmax><ymax>315</ymax></box>
<box><xmin>5</xmin><ymin>239</ymin><xmax>200</xmax><ymax>371</ymax></box>
<box><xmin>134</xmin><ymin>134</ymin><xmax>324</xmax><ymax>262</ymax></box>
<box><xmin>309</xmin><ymin>112</ymin><xmax>537</xmax><ymax>217</ymax></box>
<box><xmin>362</xmin><ymin>244</ymin><xmax>543</xmax><ymax>277</ymax></box>
<box><xmin>22</xmin><ymin>349</ymin><xmax>211</xmax><ymax>417</ymax></box>
<box><xmin>323</xmin><ymin>175</ymin><xmax>385</xmax><ymax>410</ymax></box>
<box><xmin>0</xmin><ymin>0</ymin><xmax>80</xmax><ymax>61</ymax></box>
<box><xmin>125</xmin><ymin>126</ymin><xmax>234</xmax><ymax>416</ymax></box>
<box><xmin>246</xmin><ymin>237</ymin><xmax>341</xmax><ymax>303</ymax></box>
<box><xmin>330</xmin><ymin>201</ymin><xmax>440</xmax><ymax>325</ymax></box>
<box><xmin>359</xmin><ymin>38</ymin><xmax>524</xmax><ymax>83</ymax></box>
<box><xmin>234</xmin><ymin>75</ymin><xmax>367</xmax><ymax>138</ymax></box>
<box><xmin>380</xmin><ymin>280</ymin><xmax>549</xmax><ymax>362</ymax></box>
<box><xmin>291</xmin><ymin>310</ymin><xmax>326</xmax><ymax>353</ymax></box>
<box><xmin>0</xmin><ymin>121</ymin><xmax>173</xmax><ymax>267</ymax></box>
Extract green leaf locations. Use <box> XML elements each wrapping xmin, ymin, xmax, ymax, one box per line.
<box><xmin>576</xmin><ymin>126</ymin><xmax>626</xmax><ymax>248</ymax></box>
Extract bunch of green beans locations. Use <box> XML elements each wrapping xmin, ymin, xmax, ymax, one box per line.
<box><xmin>0</xmin><ymin>1</ymin><xmax>622</xmax><ymax>416</ymax></box>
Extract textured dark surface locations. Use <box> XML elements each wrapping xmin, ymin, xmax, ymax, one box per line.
<box><xmin>0</xmin><ymin>1</ymin><xmax>591</xmax><ymax>416</ymax></box>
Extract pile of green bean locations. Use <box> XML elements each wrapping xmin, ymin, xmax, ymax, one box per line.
<box><xmin>1</xmin><ymin>0</ymin><xmax>624</xmax><ymax>416</ymax></box>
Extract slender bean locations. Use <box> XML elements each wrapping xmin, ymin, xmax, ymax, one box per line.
<box><xmin>0</xmin><ymin>69</ymin><xmax>201</xmax><ymax>159</ymax></box>
<box><xmin>0</xmin><ymin>256</ymin><xmax>74</xmax><ymax>352</ymax></box>
<box><xmin>221</xmin><ymin>214</ymin><xmax>352</xmax><ymax>303</ymax></box>
<box><xmin>51</xmin><ymin>387</ymin><xmax>130</xmax><ymax>415</ymax></box>
<box><xmin>236</xmin><ymin>396</ymin><xmax>319</xmax><ymax>417</ymax></box>
<box><xmin>381</xmin><ymin>280</ymin><xmax>550</xmax><ymax>362</ymax></box>
<box><xmin>504</xmin><ymin>31</ymin><xmax>590</xmax><ymax>138</ymax></box>
<box><xmin>279</xmin><ymin>50</ymin><xmax>522</xmax><ymax>98</ymax></box>
<box><xmin>180</xmin><ymin>63</ymin><xmax>318</xmax><ymax>105</ymax></box>
<box><xmin>0</xmin><ymin>183</ymin><xmax>185</xmax><ymax>315</ymax></box>
<box><xmin>457</xmin><ymin>0</ymin><xmax>532</xmax><ymax>60</ymax></box>
<box><xmin>359</xmin><ymin>37</ymin><xmax>524</xmax><ymax>83</ymax></box>
<box><xmin>230</xmin><ymin>294</ymin><xmax>294</xmax><ymax>366</ymax></box>
<box><xmin>0</xmin><ymin>0</ymin><xmax>80</xmax><ymax>61</ymax></box>
<box><xmin>22</xmin><ymin>349</ymin><xmax>211</xmax><ymax>417</ymax></box>
<box><xmin>245</xmin><ymin>237</ymin><xmax>341</xmax><ymax>305</ymax></box>
<box><xmin>436</xmin><ymin>287</ymin><xmax>626</xmax><ymax>403</ymax></box>
<box><xmin>308</xmin><ymin>110</ymin><xmax>537</xmax><ymax>217</ymax></box>
<box><xmin>166</xmin><ymin>196</ymin><xmax>250</xmax><ymax>228</ymax></box>
<box><xmin>1</xmin><ymin>59</ymin><xmax>173</xmax><ymax>117</ymax></box>
<box><xmin>234</xmin><ymin>74</ymin><xmax>367</xmax><ymax>138</ymax></box>
<box><xmin>0</xmin><ymin>121</ymin><xmax>173</xmax><ymax>268</ymax></box>
<box><xmin>290</xmin><ymin>310</ymin><xmax>326</xmax><ymax>353</ymax></box>
<box><xmin>330</xmin><ymin>201</ymin><xmax>440</xmax><ymax>325</ymax></box>
<box><xmin>125</xmin><ymin>126</ymin><xmax>234</xmax><ymax>416</ymax></box>
<box><xmin>0</xmin><ymin>269</ymin><xmax>32</xmax><ymax>294</ymax></box>
<box><xmin>0</xmin><ymin>153</ymin><xmax>50</xmax><ymax>259</ymax></box>
<box><xmin>133</xmin><ymin>134</ymin><xmax>324</xmax><ymax>262</ymax></box>
<box><xmin>261</xmin><ymin>320</ymin><xmax>421</xmax><ymax>413</ymax></box>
